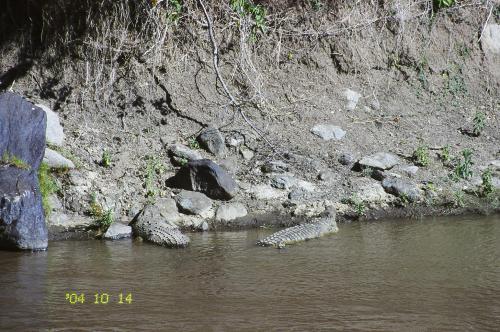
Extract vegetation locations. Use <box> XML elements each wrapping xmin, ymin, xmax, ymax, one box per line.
<box><xmin>452</xmin><ymin>149</ymin><xmax>473</xmax><ymax>181</ymax></box>
<box><xmin>89</xmin><ymin>192</ymin><xmax>113</xmax><ymax>231</ymax></box>
<box><xmin>480</xmin><ymin>169</ymin><xmax>494</xmax><ymax>197</ymax></box>
<box><xmin>434</xmin><ymin>0</ymin><xmax>456</xmax><ymax>9</ymax></box>
<box><xmin>343</xmin><ymin>194</ymin><xmax>366</xmax><ymax>217</ymax></box>
<box><xmin>101</xmin><ymin>150</ymin><xmax>111</xmax><ymax>168</ymax></box>
<box><xmin>144</xmin><ymin>156</ymin><xmax>166</xmax><ymax>198</ymax></box>
<box><xmin>188</xmin><ymin>137</ymin><xmax>200</xmax><ymax>150</ymax></box>
<box><xmin>452</xmin><ymin>190</ymin><xmax>465</xmax><ymax>208</ymax></box>
<box><xmin>38</xmin><ymin>162</ymin><xmax>58</xmax><ymax>217</ymax></box>
<box><xmin>1</xmin><ymin>152</ymin><xmax>30</xmax><ymax>170</ymax></box>
<box><xmin>439</xmin><ymin>145</ymin><xmax>451</xmax><ymax>163</ymax></box>
<box><xmin>413</xmin><ymin>145</ymin><xmax>430</xmax><ymax>167</ymax></box>
<box><xmin>230</xmin><ymin>0</ymin><xmax>267</xmax><ymax>38</ymax></box>
<box><xmin>472</xmin><ymin>112</ymin><xmax>486</xmax><ymax>137</ymax></box>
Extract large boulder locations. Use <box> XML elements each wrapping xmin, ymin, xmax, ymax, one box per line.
<box><xmin>0</xmin><ymin>92</ymin><xmax>48</xmax><ymax>251</ymax></box>
<box><xmin>36</xmin><ymin>104</ymin><xmax>65</xmax><ymax>146</ymax></box>
<box><xmin>168</xmin><ymin>159</ymin><xmax>239</xmax><ymax>200</ymax></box>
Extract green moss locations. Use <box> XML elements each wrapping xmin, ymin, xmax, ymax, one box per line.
<box><xmin>38</xmin><ymin>162</ymin><xmax>58</xmax><ymax>217</ymax></box>
<box><xmin>1</xmin><ymin>152</ymin><xmax>30</xmax><ymax>170</ymax></box>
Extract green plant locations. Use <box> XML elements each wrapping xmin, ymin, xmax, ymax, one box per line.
<box><xmin>345</xmin><ymin>194</ymin><xmax>365</xmax><ymax>216</ymax></box>
<box><xmin>472</xmin><ymin>111</ymin><xmax>486</xmax><ymax>137</ymax></box>
<box><xmin>452</xmin><ymin>149</ymin><xmax>473</xmax><ymax>181</ymax></box>
<box><xmin>88</xmin><ymin>193</ymin><xmax>113</xmax><ymax>230</ymax></box>
<box><xmin>38</xmin><ymin>162</ymin><xmax>58</xmax><ymax>217</ymax></box>
<box><xmin>101</xmin><ymin>150</ymin><xmax>111</xmax><ymax>168</ymax></box>
<box><xmin>361</xmin><ymin>167</ymin><xmax>374</xmax><ymax>178</ymax></box>
<box><xmin>480</xmin><ymin>169</ymin><xmax>494</xmax><ymax>197</ymax></box>
<box><xmin>188</xmin><ymin>136</ymin><xmax>200</xmax><ymax>150</ymax></box>
<box><xmin>231</xmin><ymin>0</ymin><xmax>267</xmax><ymax>38</ymax></box>
<box><xmin>434</xmin><ymin>0</ymin><xmax>455</xmax><ymax>9</ymax></box>
<box><xmin>179</xmin><ymin>157</ymin><xmax>188</xmax><ymax>166</ymax></box>
<box><xmin>413</xmin><ymin>145</ymin><xmax>430</xmax><ymax>167</ymax></box>
<box><xmin>452</xmin><ymin>190</ymin><xmax>465</xmax><ymax>208</ymax></box>
<box><xmin>399</xmin><ymin>193</ymin><xmax>410</xmax><ymax>205</ymax></box>
<box><xmin>1</xmin><ymin>152</ymin><xmax>30</xmax><ymax>170</ymax></box>
<box><xmin>309</xmin><ymin>0</ymin><xmax>323</xmax><ymax>11</ymax></box>
<box><xmin>439</xmin><ymin>145</ymin><xmax>451</xmax><ymax>163</ymax></box>
<box><xmin>443</xmin><ymin>66</ymin><xmax>466</xmax><ymax>97</ymax></box>
<box><xmin>144</xmin><ymin>156</ymin><xmax>166</xmax><ymax>198</ymax></box>
<box><xmin>89</xmin><ymin>192</ymin><xmax>103</xmax><ymax>217</ymax></box>
<box><xmin>99</xmin><ymin>209</ymin><xmax>114</xmax><ymax>230</ymax></box>
<box><xmin>417</xmin><ymin>58</ymin><xmax>429</xmax><ymax>90</ymax></box>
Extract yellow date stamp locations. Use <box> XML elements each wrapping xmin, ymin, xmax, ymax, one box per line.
<box><xmin>65</xmin><ymin>292</ymin><xmax>132</xmax><ymax>305</ymax></box>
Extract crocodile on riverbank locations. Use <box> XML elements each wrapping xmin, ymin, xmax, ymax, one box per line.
<box><xmin>131</xmin><ymin>210</ymin><xmax>190</xmax><ymax>248</ymax></box>
<box><xmin>256</xmin><ymin>213</ymin><xmax>338</xmax><ymax>248</ymax></box>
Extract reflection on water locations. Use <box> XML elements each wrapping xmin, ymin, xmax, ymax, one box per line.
<box><xmin>0</xmin><ymin>215</ymin><xmax>499</xmax><ymax>331</ymax></box>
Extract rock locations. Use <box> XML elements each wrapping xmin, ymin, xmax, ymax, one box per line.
<box><xmin>225</xmin><ymin>132</ymin><xmax>244</xmax><ymax>147</ymax></box>
<box><xmin>359</xmin><ymin>152</ymin><xmax>400</xmax><ymax>170</ymax></box>
<box><xmin>175</xmin><ymin>190</ymin><xmax>212</xmax><ymax>215</ymax></box>
<box><xmin>489</xmin><ymin>160</ymin><xmax>500</xmax><ymax>170</ymax></box>
<box><xmin>167</xmin><ymin>159</ymin><xmax>238</xmax><ymax>200</ymax></box>
<box><xmin>218</xmin><ymin>157</ymin><xmax>239</xmax><ymax>175</ymax></box>
<box><xmin>381</xmin><ymin>177</ymin><xmax>422</xmax><ymax>202</ymax></box>
<box><xmin>338</xmin><ymin>153</ymin><xmax>356</xmax><ymax>166</ymax></box>
<box><xmin>398</xmin><ymin>165</ymin><xmax>419</xmax><ymax>177</ymax></box>
<box><xmin>344</xmin><ymin>88</ymin><xmax>362</xmax><ymax>111</ymax></box>
<box><xmin>370</xmin><ymin>98</ymin><xmax>381</xmax><ymax>111</ymax></box>
<box><xmin>0</xmin><ymin>92</ymin><xmax>48</xmax><ymax>251</ymax></box>
<box><xmin>168</xmin><ymin>144</ymin><xmax>202</xmax><ymax>163</ymax></box>
<box><xmin>36</xmin><ymin>104</ymin><xmax>65</xmax><ymax>147</ymax></box>
<box><xmin>160</xmin><ymin>134</ymin><xmax>176</xmax><ymax>146</ymax></box>
<box><xmin>356</xmin><ymin>182</ymin><xmax>390</xmax><ymax>203</ymax></box>
<box><xmin>310</xmin><ymin>124</ymin><xmax>346</xmax><ymax>141</ymax></box>
<box><xmin>318</xmin><ymin>170</ymin><xmax>335</xmax><ymax>181</ymax></box>
<box><xmin>43</xmin><ymin>148</ymin><xmax>75</xmax><ymax>169</ymax></box>
<box><xmin>132</xmin><ymin>203</ymin><xmax>189</xmax><ymax>248</ymax></box>
<box><xmin>198</xmin><ymin>126</ymin><xmax>225</xmax><ymax>156</ymax></box>
<box><xmin>215</xmin><ymin>203</ymin><xmax>248</xmax><ymax>222</ymax></box>
<box><xmin>271</xmin><ymin>175</ymin><xmax>296</xmax><ymax>190</ymax></box>
<box><xmin>239</xmin><ymin>146</ymin><xmax>254</xmax><ymax>160</ymax></box>
<box><xmin>261</xmin><ymin>160</ymin><xmax>288</xmax><ymax>173</ymax></box>
<box><xmin>482</xmin><ymin>24</ymin><xmax>500</xmax><ymax>55</ymax></box>
<box><xmin>104</xmin><ymin>222</ymin><xmax>132</xmax><ymax>240</ymax></box>
<box><xmin>288</xmin><ymin>187</ymin><xmax>311</xmax><ymax>202</ymax></box>
<box><xmin>201</xmin><ymin>221</ymin><xmax>209</xmax><ymax>231</ymax></box>
<box><xmin>250</xmin><ymin>184</ymin><xmax>285</xmax><ymax>200</ymax></box>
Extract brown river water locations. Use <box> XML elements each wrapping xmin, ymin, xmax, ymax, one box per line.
<box><xmin>0</xmin><ymin>214</ymin><xmax>499</xmax><ymax>331</ymax></box>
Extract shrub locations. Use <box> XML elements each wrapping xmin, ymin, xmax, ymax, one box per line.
<box><xmin>101</xmin><ymin>150</ymin><xmax>111</xmax><ymax>168</ymax></box>
<box><xmin>472</xmin><ymin>112</ymin><xmax>486</xmax><ymax>137</ymax></box>
<box><xmin>413</xmin><ymin>145</ymin><xmax>430</xmax><ymax>167</ymax></box>
<box><xmin>434</xmin><ymin>0</ymin><xmax>456</xmax><ymax>9</ymax></box>
<box><xmin>38</xmin><ymin>162</ymin><xmax>58</xmax><ymax>217</ymax></box>
<box><xmin>480</xmin><ymin>169</ymin><xmax>494</xmax><ymax>197</ymax></box>
<box><xmin>452</xmin><ymin>149</ymin><xmax>473</xmax><ymax>180</ymax></box>
<box><xmin>1</xmin><ymin>152</ymin><xmax>30</xmax><ymax>170</ymax></box>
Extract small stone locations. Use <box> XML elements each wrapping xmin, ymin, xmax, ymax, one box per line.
<box><xmin>198</xmin><ymin>126</ymin><xmax>225</xmax><ymax>156</ymax></box>
<box><xmin>344</xmin><ymin>89</ymin><xmax>362</xmax><ymax>111</ymax></box>
<box><xmin>271</xmin><ymin>175</ymin><xmax>296</xmax><ymax>190</ymax></box>
<box><xmin>261</xmin><ymin>160</ymin><xmax>288</xmax><ymax>173</ymax></box>
<box><xmin>219</xmin><ymin>158</ymin><xmax>239</xmax><ymax>175</ymax></box>
<box><xmin>37</xmin><ymin>104</ymin><xmax>65</xmax><ymax>146</ymax></box>
<box><xmin>175</xmin><ymin>190</ymin><xmax>212</xmax><ymax>215</ymax></box>
<box><xmin>250</xmin><ymin>184</ymin><xmax>285</xmax><ymax>200</ymax></box>
<box><xmin>370</xmin><ymin>99</ymin><xmax>381</xmax><ymax>111</ymax></box>
<box><xmin>225</xmin><ymin>132</ymin><xmax>245</xmax><ymax>147</ymax></box>
<box><xmin>482</xmin><ymin>24</ymin><xmax>500</xmax><ymax>55</ymax></box>
<box><xmin>318</xmin><ymin>170</ymin><xmax>334</xmax><ymax>181</ymax></box>
<box><xmin>311</xmin><ymin>124</ymin><xmax>346</xmax><ymax>141</ymax></box>
<box><xmin>215</xmin><ymin>203</ymin><xmax>248</xmax><ymax>222</ymax></box>
<box><xmin>160</xmin><ymin>134</ymin><xmax>176</xmax><ymax>146</ymax></box>
<box><xmin>359</xmin><ymin>152</ymin><xmax>400</xmax><ymax>170</ymax></box>
<box><xmin>381</xmin><ymin>177</ymin><xmax>422</xmax><ymax>202</ymax></box>
<box><xmin>399</xmin><ymin>165</ymin><xmax>419</xmax><ymax>177</ymax></box>
<box><xmin>240</xmin><ymin>146</ymin><xmax>254</xmax><ymax>160</ymax></box>
<box><xmin>338</xmin><ymin>153</ymin><xmax>356</xmax><ymax>166</ymax></box>
<box><xmin>168</xmin><ymin>144</ymin><xmax>202</xmax><ymax>162</ymax></box>
<box><xmin>43</xmin><ymin>148</ymin><xmax>75</xmax><ymax>169</ymax></box>
<box><xmin>104</xmin><ymin>222</ymin><xmax>132</xmax><ymax>240</ymax></box>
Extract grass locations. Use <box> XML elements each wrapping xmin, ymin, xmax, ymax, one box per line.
<box><xmin>1</xmin><ymin>152</ymin><xmax>30</xmax><ymax>170</ymax></box>
<box><xmin>101</xmin><ymin>150</ymin><xmax>111</xmax><ymax>168</ymax></box>
<box><xmin>480</xmin><ymin>169</ymin><xmax>494</xmax><ymax>197</ymax></box>
<box><xmin>452</xmin><ymin>190</ymin><xmax>465</xmax><ymax>208</ymax></box>
<box><xmin>89</xmin><ymin>192</ymin><xmax>113</xmax><ymax>231</ymax></box>
<box><xmin>413</xmin><ymin>145</ymin><xmax>430</xmax><ymax>167</ymax></box>
<box><xmin>144</xmin><ymin>156</ymin><xmax>166</xmax><ymax>198</ymax></box>
<box><xmin>452</xmin><ymin>149</ymin><xmax>473</xmax><ymax>181</ymax></box>
<box><xmin>472</xmin><ymin>112</ymin><xmax>486</xmax><ymax>137</ymax></box>
<box><xmin>342</xmin><ymin>194</ymin><xmax>366</xmax><ymax>217</ymax></box>
<box><xmin>439</xmin><ymin>145</ymin><xmax>451</xmax><ymax>163</ymax></box>
<box><xmin>434</xmin><ymin>0</ymin><xmax>455</xmax><ymax>9</ymax></box>
<box><xmin>38</xmin><ymin>162</ymin><xmax>58</xmax><ymax>217</ymax></box>
<box><xmin>188</xmin><ymin>136</ymin><xmax>200</xmax><ymax>150</ymax></box>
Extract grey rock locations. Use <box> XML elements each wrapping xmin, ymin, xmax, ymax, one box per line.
<box><xmin>43</xmin><ymin>148</ymin><xmax>75</xmax><ymax>169</ymax></box>
<box><xmin>370</xmin><ymin>99</ymin><xmax>381</xmax><ymax>111</ymax></box>
<box><xmin>359</xmin><ymin>152</ymin><xmax>400</xmax><ymax>170</ymax></box>
<box><xmin>271</xmin><ymin>175</ymin><xmax>296</xmax><ymax>190</ymax></box>
<box><xmin>198</xmin><ymin>126</ymin><xmax>225</xmax><ymax>156</ymax></box>
<box><xmin>356</xmin><ymin>182</ymin><xmax>390</xmax><ymax>203</ymax></box>
<box><xmin>225</xmin><ymin>133</ymin><xmax>245</xmax><ymax>147</ymax></box>
<box><xmin>132</xmin><ymin>204</ymin><xmax>189</xmax><ymax>248</ymax></box>
<box><xmin>382</xmin><ymin>177</ymin><xmax>422</xmax><ymax>202</ymax></box>
<box><xmin>168</xmin><ymin>159</ymin><xmax>239</xmax><ymax>200</ymax></box>
<box><xmin>288</xmin><ymin>188</ymin><xmax>311</xmax><ymax>202</ymax></box>
<box><xmin>344</xmin><ymin>88</ymin><xmax>362</xmax><ymax>111</ymax></box>
<box><xmin>338</xmin><ymin>153</ymin><xmax>356</xmax><ymax>166</ymax></box>
<box><xmin>0</xmin><ymin>92</ymin><xmax>48</xmax><ymax>251</ymax></box>
<box><xmin>215</xmin><ymin>203</ymin><xmax>248</xmax><ymax>222</ymax></box>
<box><xmin>250</xmin><ymin>184</ymin><xmax>285</xmax><ymax>200</ymax></box>
<box><xmin>261</xmin><ymin>160</ymin><xmax>288</xmax><ymax>173</ymax></box>
<box><xmin>200</xmin><ymin>221</ymin><xmax>209</xmax><ymax>231</ymax></box>
<box><xmin>36</xmin><ymin>104</ymin><xmax>65</xmax><ymax>146</ymax></box>
<box><xmin>160</xmin><ymin>134</ymin><xmax>176</xmax><ymax>146</ymax></box>
<box><xmin>168</xmin><ymin>144</ymin><xmax>202</xmax><ymax>163</ymax></box>
<box><xmin>219</xmin><ymin>157</ymin><xmax>239</xmax><ymax>175</ymax></box>
<box><xmin>257</xmin><ymin>214</ymin><xmax>338</xmax><ymax>248</ymax></box>
<box><xmin>482</xmin><ymin>24</ymin><xmax>500</xmax><ymax>55</ymax></box>
<box><xmin>239</xmin><ymin>146</ymin><xmax>254</xmax><ymax>160</ymax></box>
<box><xmin>139</xmin><ymin>198</ymin><xmax>180</xmax><ymax>225</ymax></box>
<box><xmin>104</xmin><ymin>222</ymin><xmax>132</xmax><ymax>240</ymax></box>
<box><xmin>318</xmin><ymin>170</ymin><xmax>335</xmax><ymax>181</ymax></box>
<box><xmin>398</xmin><ymin>165</ymin><xmax>419</xmax><ymax>177</ymax></box>
<box><xmin>311</xmin><ymin>124</ymin><xmax>346</xmax><ymax>141</ymax></box>
<box><xmin>175</xmin><ymin>190</ymin><xmax>212</xmax><ymax>215</ymax></box>
<box><xmin>489</xmin><ymin>160</ymin><xmax>500</xmax><ymax>170</ymax></box>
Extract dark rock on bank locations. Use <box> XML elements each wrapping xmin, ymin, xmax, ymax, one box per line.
<box><xmin>198</xmin><ymin>126</ymin><xmax>225</xmax><ymax>156</ymax></box>
<box><xmin>0</xmin><ymin>92</ymin><xmax>48</xmax><ymax>250</ymax></box>
<box><xmin>167</xmin><ymin>159</ymin><xmax>238</xmax><ymax>200</ymax></box>
<box><xmin>381</xmin><ymin>177</ymin><xmax>422</xmax><ymax>202</ymax></box>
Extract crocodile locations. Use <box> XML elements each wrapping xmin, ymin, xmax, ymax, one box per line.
<box><xmin>256</xmin><ymin>214</ymin><xmax>338</xmax><ymax>248</ymax></box>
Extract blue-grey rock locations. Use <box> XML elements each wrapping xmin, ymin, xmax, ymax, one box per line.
<box><xmin>359</xmin><ymin>152</ymin><xmax>400</xmax><ymax>170</ymax></box>
<box><xmin>311</xmin><ymin>124</ymin><xmax>346</xmax><ymax>141</ymax></box>
<box><xmin>381</xmin><ymin>177</ymin><xmax>422</xmax><ymax>202</ymax></box>
<box><xmin>0</xmin><ymin>92</ymin><xmax>48</xmax><ymax>250</ymax></box>
<box><xmin>43</xmin><ymin>148</ymin><xmax>75</xmax><ymax>169</ymax></box>
<box><xmin>344</xmin><ymin>89</ymin><xmax>362</xmax><ymax>110</ymax></box>
<box><xmin>104</xmin><ymin>222</ymin><xmax>132</xmax><ymax>240</ymax></box>
<box><xmin>215</xmin><ymin>203</ymin><xmax>248</xmax><ymax>222</ymax></box>
<box><xmin>36</xmin><ymin>104</ymin><xmax>64</xmax><ymax>146</ymax></box>
<box><xmin>175</xmin><ymin>190</ymin><xmax>212</xmax><ymax>215</ymax></box>
<box><xmin>168</xmin><ymin>159</ymin><xmax>239</xmax><ymax>200</ymax></box>
<box><xmin>168</xmin><ymin>144</ymin><xmax>202</xmax><ymax>163</ymax></box>
<box><xmin>198</xmin><ymin>126</ymin><xmax>225</xmax><ymax>156</ymax></box>
<box><xmin>261</xmin><ymin>160</ymin><xmax>288</xmax><ymax>173</ymax></box>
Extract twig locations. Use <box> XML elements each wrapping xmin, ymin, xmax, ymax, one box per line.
<box><xmin>197</xmin><ymin>0</ymin><xmax>277</xmax><ymax>152</ymax></box>
<box><xmin>478</xmin><ymin>2</ymin><xmax>494</xmax><ymax>42</ymax></box>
